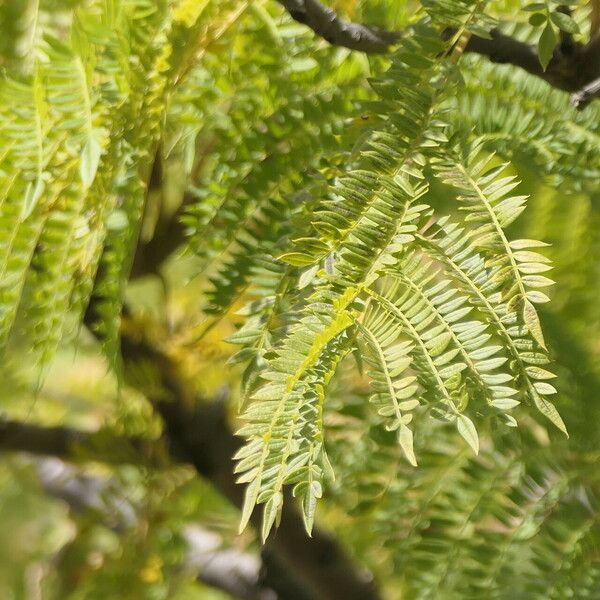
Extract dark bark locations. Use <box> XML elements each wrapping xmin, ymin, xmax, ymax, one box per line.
<box><xmin>277</xmin><ymin>0</ymin><xmax>400</xmax><ymax>53</ymax></box>
<box><xmin>276</xmin><ymin>0</ymin><xmax>600</xmax><ymax>108</ymax></box>
<box><xmin>0</xmin><ymin>419</ymin><xmax>163</xmax><ymax>467</ymax></box>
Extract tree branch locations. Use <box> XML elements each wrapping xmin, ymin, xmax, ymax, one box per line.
<box><xmin>276</xmin><ymin>0</ymin><xmax>400</xmax><ymax>53</ymax></box>
<box><xmin>275</xmin><ymin>0</ymin><xmax>600</xmax><ymax>107</ymax></box>
<box><xmin>592</xmin><ymin>0</ymin><xmax>600</xmax><ymax>37</ymax></box>
<box><xmin>571</xmin><ymin>75</ymin><xmax>600</xmax><ymax>109</ymax></box>
<box><xmin>0</xmin><ymin>418</ymin><xmax>164</xmax><ymax>467</ymax></box>
<box><xmin>129</xmin><ymin>153</ymin><xmax>191</xmax><ymax>279</ymax></box>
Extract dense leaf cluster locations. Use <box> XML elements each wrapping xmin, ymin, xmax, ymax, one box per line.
<box><xmin>2</xmin><ymin>1</ymin><xmax>600</xmax><ymax>598</ymax></box>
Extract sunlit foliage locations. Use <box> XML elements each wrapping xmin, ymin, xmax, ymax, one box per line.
<box><xmin>1</xmin><ymin>0</ymin><xmax>600</xmax><ymax>598</ymax></box>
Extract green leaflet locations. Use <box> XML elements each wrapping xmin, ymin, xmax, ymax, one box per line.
<box><xmin>232</xmin><ymin>3</ymin><xmax>568</xmax><ymax>540</ymax></box>
<box><xmin>359</xmin><ymin>311</ymin><xmax>419</xmax><ymax>466</ymax></box>
<box><xmin>433</xmin><ymin>145</ymin><xmax>552</xmax><ymax>341</ymax></box>
<box><xmin>417</xmin><ymin>217</ymin><xmax>564</xmax><ymax>432</ymax></box>
<box><xmin>1</xmin><ymin>0</ymin><xmax>580</xmax><ymax>569</ymax></box>
<box><xmin>538</xmin><ymin>21</ymin><xmax>557</xmax><ymax>71</ymax></box>
<box><xmin>456</xmin><ymin>413</ymin><xmax>479</xmax><ymax>454</ymax></box>
<box><xmin>79</xmin><ymin>132</ymin><xmax>102</xmax><ymax>189</ymax></box>
<box><xmin>235</xmin><ymin>293</ymin><xmax>356</xmax><ymax>537</ymax></box>
<box><xmin>0</xmin><ymin>0</ymin><xmax>212</xmax><ymax>368</ymax></box>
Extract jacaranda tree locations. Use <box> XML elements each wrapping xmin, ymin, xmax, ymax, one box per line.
<box><xmin>1</xmin><ymin>1</ymin><xmax>600</xmax><ymax>598</ymax></box>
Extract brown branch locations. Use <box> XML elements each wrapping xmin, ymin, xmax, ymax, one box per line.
<box><xmin>276</xmin><ymin>0</ymin><xmax>400</xmax><ymax>53</ymax></box>
<box><xmin>463</xmin><ymin>30</ymin><xmax>545</xmax><ymax>79</ymax></box>
<box><xmin>275</xmin><ymin>0</ymin><xmax>600</xmax><ymax>107</ymax></box>
<box><xmin>0</xmin><ymin>418</ymin><xmax>165</xmax><ymax>466</ymax></box>
<box><xmin>571</xmin><ymin>75</ymin><xmax>600</xmax><ymax>108</ymax></box>
<box><xmin>129</xmin><ymin>153</ymin><xmax>189</xmax><ymax>279</ymax></box>
<box><xmin>129</xmin><ymin>135</ymin><xmax>218</xmax><ymax>279</ymax></box>
<box><xmin>130</xmin><ymin>207</ymin><xmax>188</xmax><ymax>278</ymax></box>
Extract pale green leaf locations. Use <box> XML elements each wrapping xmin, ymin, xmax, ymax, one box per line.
<box><xmin>80</xmin><ymin>134</ymin><xmax>102</xmax><ymax>188</ymax></box>
<box><xmin>398</xmin><ymin>425</ymin><xmax>417</xmax><ymax>466</ymax></box>
<box><xmin>456</xmin><ymin>414</ymin><xmax>479</xmax><ymax>454</ymax></box>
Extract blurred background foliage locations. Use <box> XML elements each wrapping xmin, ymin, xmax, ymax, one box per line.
<box><xmin>1</xmin><ymin>0</ymin><xmax>600</xmax><ymax>599</ymax></box>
